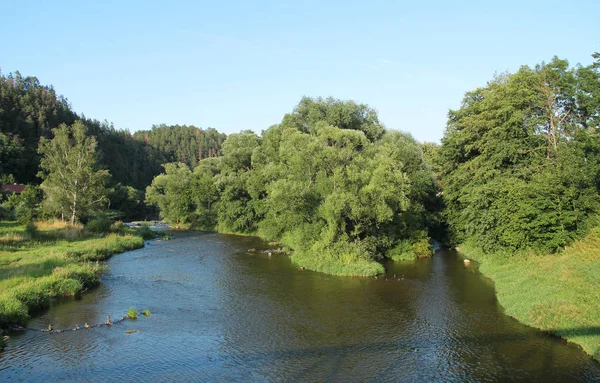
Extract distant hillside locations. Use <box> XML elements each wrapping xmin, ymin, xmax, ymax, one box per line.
<box><xmin>134</xmin><ymin>124</ymin><xmax>227</xmax><ymax>170</ymax></box>
<box><xmin>0</xmin><ymin>70</ymin><xmax>226</xmax><ymax>189</ymax></box>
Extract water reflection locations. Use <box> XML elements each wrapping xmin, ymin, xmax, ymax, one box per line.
<box><xmin>1</xmin><ymin>232</ymin><xmax>599</xmax><ymax>382</ymax></box>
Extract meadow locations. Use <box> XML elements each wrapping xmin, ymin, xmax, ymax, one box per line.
<box><xmin>0</xmin><ymin>221</ymin><xmax>146</xmax><ymax>327</ymax></box>
<box><xmin>460</xmin><ymin>228</ymin><xmax>600</xmax><ymax>361</ymax></box>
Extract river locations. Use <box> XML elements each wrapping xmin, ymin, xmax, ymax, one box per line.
<box><xmin>1</xmin><ymin>232</ymin><xmax>599</xmax><ymax>382</ymax></box>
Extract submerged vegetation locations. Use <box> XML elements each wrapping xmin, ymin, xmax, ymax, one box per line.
<box><xmin>127</xmin><ymin>308</ymin><xmax>139</xmax><ymax>319</ymax></box>
<box><xmin>0</xmin><ymin>221</ymin><xmax>147</xmax><ymax>328</ymax></box>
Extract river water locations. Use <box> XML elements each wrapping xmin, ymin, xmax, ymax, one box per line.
<box><xmin>1</xmin><ymin>232</ymin><xmax>599</xmax><ymax>382</ymax></box>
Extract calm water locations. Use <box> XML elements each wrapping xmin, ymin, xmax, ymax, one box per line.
<box><xmin>1</xmin><ymin>232</ymin><xmax>599</xmax><ymax>382</ymax></box>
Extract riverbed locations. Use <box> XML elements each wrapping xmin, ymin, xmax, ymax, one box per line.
<box><xmin>1</xmin><ymin>232</ymin><xmax>599</xmax><ymax>381</ymax></box>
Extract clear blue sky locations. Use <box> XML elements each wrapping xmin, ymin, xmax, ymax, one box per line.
<box><xmin>1</xmin><ymin>0</ymin><xmax>599</xmax><ymax>142</ymax></box>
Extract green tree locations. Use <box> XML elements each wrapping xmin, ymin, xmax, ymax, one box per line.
<box><xmin>0</xmin><ymin>132</ymin><xmax>24</xmax><ymax>182</ymax></box>
<box><xmin>14</xmin><ymin>185</ymin><xmax>43</xmax><ymax>224</ymax></box>
<box><xmin>440</xmin><ymin>54</ymin><xmax>600</xmax><ymax>252</ymax></box>
<box><xmin>38</xmin><ymin>121</ymin><xmax>110</xmax><ymax>224</ymax></box>
<box><xmin>145</xmin><ymin>162</ymin><xmax>195</xmax><ymax>226</ymax></box>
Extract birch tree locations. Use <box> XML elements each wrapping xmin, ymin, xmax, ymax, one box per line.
<box><xmin>38</xmin><ymin>121</ymin><xmax>109</xmax><ymax>224</ymax></box>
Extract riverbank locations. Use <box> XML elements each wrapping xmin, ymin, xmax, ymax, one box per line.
<box><xmin>459</xmin><ymin>228</ymin><xmax>600</xmax><ymax>362</ymax></box>
<box><xmin>212</xmin><ymin>227</ymin><xmax>386</xmax><ymax>277</ymax></box>
<box><xmin>193</xmin><ymin>226</ymin><xmax>431</xmax><ymax>277</ymax></box>
<box><xmin>0</xmin><ymin>221</ymin><xmax>147</xmax><ymax>328</ymax></box>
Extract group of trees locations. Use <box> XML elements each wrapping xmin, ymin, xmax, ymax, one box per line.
<box><xmin>133</xmin><ymin>124</ymin><xmax>227</xmax><ymax>169</ymax></box>
<box><xmin>438</xmin><ymin>53</ymin><xmax>600</xmax><ymax>253</ymax></box>
<box><xmin>3</xmin><ymin>50</ymin><xmax>599</xmax><ymax>274</ymax></box>
<box><xmin>0</xmin><ymin>70</ymin><xmax>226</xmax><ymax>223</ymax></box>
<box><xmin>147</xmin><ymin>97</ymin><xmax>441</xmax><ymax>275</ymax></box>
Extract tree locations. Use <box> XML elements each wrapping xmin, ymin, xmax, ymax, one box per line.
<box><xmin>439</xmin><ymin>54</ymin><xmax>600</xmax><ymax>253</ymax></box>
<box><xmin>38</xmin><ymin>121</ymin><xmax>110</xmax><ymax>224</ymax></box>
<box><xmin>145</xmin><ymin>162</ymin><xmax>195</xmax><ymax>226</ymax></box>
<box><xmin>0</xmin><ymin>132</ymin><xmax>24</xmax><ymax>182</ymax></box>
<box><xmin>145</xmin><ymin>97</ymin><xmax>440</xmax><ymax>275</ymax></box>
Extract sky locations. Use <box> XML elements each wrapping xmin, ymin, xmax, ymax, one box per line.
<box><xmin>1</xmin><ymin>0</ymin><xmax>599</xmax><ymax>143</ymax></box>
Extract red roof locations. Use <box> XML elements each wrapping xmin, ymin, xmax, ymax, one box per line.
<box><xmin>1</xmin><ymin>184</ymin><xmax>26</xmax><ymax>194</ymax></box>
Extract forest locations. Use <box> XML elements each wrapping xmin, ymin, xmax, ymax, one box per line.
<box><xmin>0</xmin><ymin>70</ymin><xmax>225</xmax><ymax>221</ymax></box>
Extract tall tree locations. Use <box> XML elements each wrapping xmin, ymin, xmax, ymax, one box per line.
<box><xmin>440</xmin><ymin>54</ymin><xmax>600</xmax><ymax>253</ymax></box>
<box><xmin>38</xmin><ymin>121</ymin><xmax>110</xmax><ymax>224</ymax></box>
<box><xmin>145</xmin><ymin>162</ymin><xmax>195</xmax><ymax>227</ymax></box>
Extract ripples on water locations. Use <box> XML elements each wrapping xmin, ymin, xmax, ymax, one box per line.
<box><xmin>1</xmin><ymin>232</ymin><xmax>599</xmax><ymax>382</ymax></box>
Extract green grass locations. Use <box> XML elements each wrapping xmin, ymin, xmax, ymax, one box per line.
<box><xmin>0</xmin><ymin>221</ymin><xmax>146</xmax><ymax>328</ymax></box>
<box><xmin>290</xmin><ymin>248</ymin><xmax>384</xmax><ymax>277</ymax></box>
<box><xmin>460</xmin><ymin>228</ymin><xmax>600</xmax><ymax>361</ymax></box>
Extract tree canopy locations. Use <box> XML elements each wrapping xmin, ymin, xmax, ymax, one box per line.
<box><xmin>38</xmin><ymin>121</ymin><xmax>110</xmax><ymax>224</ymax></box>
<box><xmin>439</xmin><ymin>55</ymin><xmax>600</xmax><ymax>253</ymax></box>
<box><xmin>146</xmin><ymin>98</ymin><xmax>441</xmax><ymax>275</ymax></box>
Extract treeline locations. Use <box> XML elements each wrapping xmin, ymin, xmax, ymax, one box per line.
<box><xmin>134</xmin><ymin>124</ymin><xmax>226</xmax><ymax>169</ymax></box>
<box><xmin>0</xmin><ymin>70</ymin><xmax>226</xmax><ymax>220</ymax></box>
<box><xmin>146</xmin><ymin>97</ymin><xmax>442</xmax><ymax>275</ymax></box>
<box><xmin>437</xmin><ymin>53</ymin><xmax>600</xmax><ymax>253</ymax></box>
<box><xmin>4</xmin><ymin>50</ymin><xmax>599</xmax><ymax>276</ymax></box>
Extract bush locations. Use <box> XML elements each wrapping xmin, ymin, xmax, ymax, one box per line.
<box><xmin>387</xmin><ymin>240</ymin><xmax>415</xmax><ymax>261</ymax></box>
<box><xmin>110</xmin><ymin>220</ymin><xmax>126</xmax><ymax>234</ymax></box>
<box><xmin>0</xmin><ymin>295</ymin><xmax>29</xmax><ymax>327</ymax></box>
<box><xmin>135</xmin><ymin>226</ymin><xmax>158</xmax><ymax>240</ymax></box>
<box><xmin>411</xmin><ymin>236</ymin><xmax>433</xmax><ymax>258</ymax></box>
<box><xmin>85</xmin><ymin>214</ymin><xmax>112</xmax><ymax>233</ymax></box>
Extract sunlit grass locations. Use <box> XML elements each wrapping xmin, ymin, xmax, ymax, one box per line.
<box><xmin>0</xmin><ymin>221</ymin><xmax>145</xmax><ymax>328</ymax></box>
<box><xmin>460</xmin><ymin>227</ymin><xmax>600</xmax><ymax>361</ymax></box>
<box><xmin>291</xmin><ymin>249</ymin><xmax>384</xmax><ymax>277</ymax></box>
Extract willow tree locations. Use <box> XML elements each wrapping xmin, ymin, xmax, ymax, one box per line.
<box><xmin>38</xmin><ymin>121</ymin><xmax>110</xmax><ymax>224</ymax></box>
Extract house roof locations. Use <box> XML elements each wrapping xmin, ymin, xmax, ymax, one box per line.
<box><xmin>1</xmin><ymin>184</ymin><xmax>26</xmax><ymax>194</ymax></box>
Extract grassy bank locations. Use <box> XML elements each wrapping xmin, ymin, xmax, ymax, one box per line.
<box><xmin>290</xmin><ymin>250</ymin><xmax>384</xmax><ymax>277</ymax></box>
<box><xmin>0</xmin><ymin>221</ymin><xmax>145</xmax><ymax>328</ymax></box>
<box><xmin>460</xmin><ymin>228</ymin><xmax>600</xmax><ymax>361</ymax></box>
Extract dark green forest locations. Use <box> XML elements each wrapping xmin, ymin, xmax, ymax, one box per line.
<box><xmin>133</xmin><ymin>124</ymin><xmax>226</xmax><ymax>169</ymax></box>
<box><xmin>0</xmin><ymin>70</ymin><xmax>225</xmax><ymax>220</ymax></box>
<box><xmin>2</xmin><ymin>50</ymin><xmax>600</xmax><ymax>276</ymax></box>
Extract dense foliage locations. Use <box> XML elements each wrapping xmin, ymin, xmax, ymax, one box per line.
<box><xmin>133</xmin><ymin>124</ymin><xmax>226</xmax><ymax>169</ymax></box>
<box><xmin>0</xmin><ymin>70</ymin><xmax>162</xmax><ymax>188</ymax></box>
<box><xmin>38</xmin><ymin>121</ymin><xmax>110</xmax><ymax>224</ymax></box>
<box><xmin>147</xmin><ymin>97</ymin><xmax>440</xmax><ymax>275</ymax></box>
<box><xmin>439</xmin><ymin>55</ymin><xmax>600</xmax><ymax>253</ymax></box>
<box><xmin>0</xmin><ymin>70</ymin><xmax>227</xmax><ymax>221</ymax></box>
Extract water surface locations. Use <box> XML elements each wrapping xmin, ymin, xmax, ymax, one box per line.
<box><xmin>1</xmin><ymin>232</ymin><xmax>599</xmax><ymax>382</ymax></box>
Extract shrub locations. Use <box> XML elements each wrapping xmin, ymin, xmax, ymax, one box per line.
<box><xmin>85</xmin><ymin>214</ymin><xmax>112</xmax><ymax>233</ymax></box>
<box><xmin>135</xmin><ymin>226</ymin><xmax>158</xmax><ymax>240</ymax></box>
<box><xmin>0</xmin><ymin>295</ymin><xmax>29</xmax><ymax>327</ymax></box>
<box><xmin>110</xmin><ymin>220</ymin><xmax>125</xmax><ymax>234</ymax></box>
<box><xmin>387</xmin><ymin>240</ymin><xmax>416</xmax><ymax>261</ymax></box>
